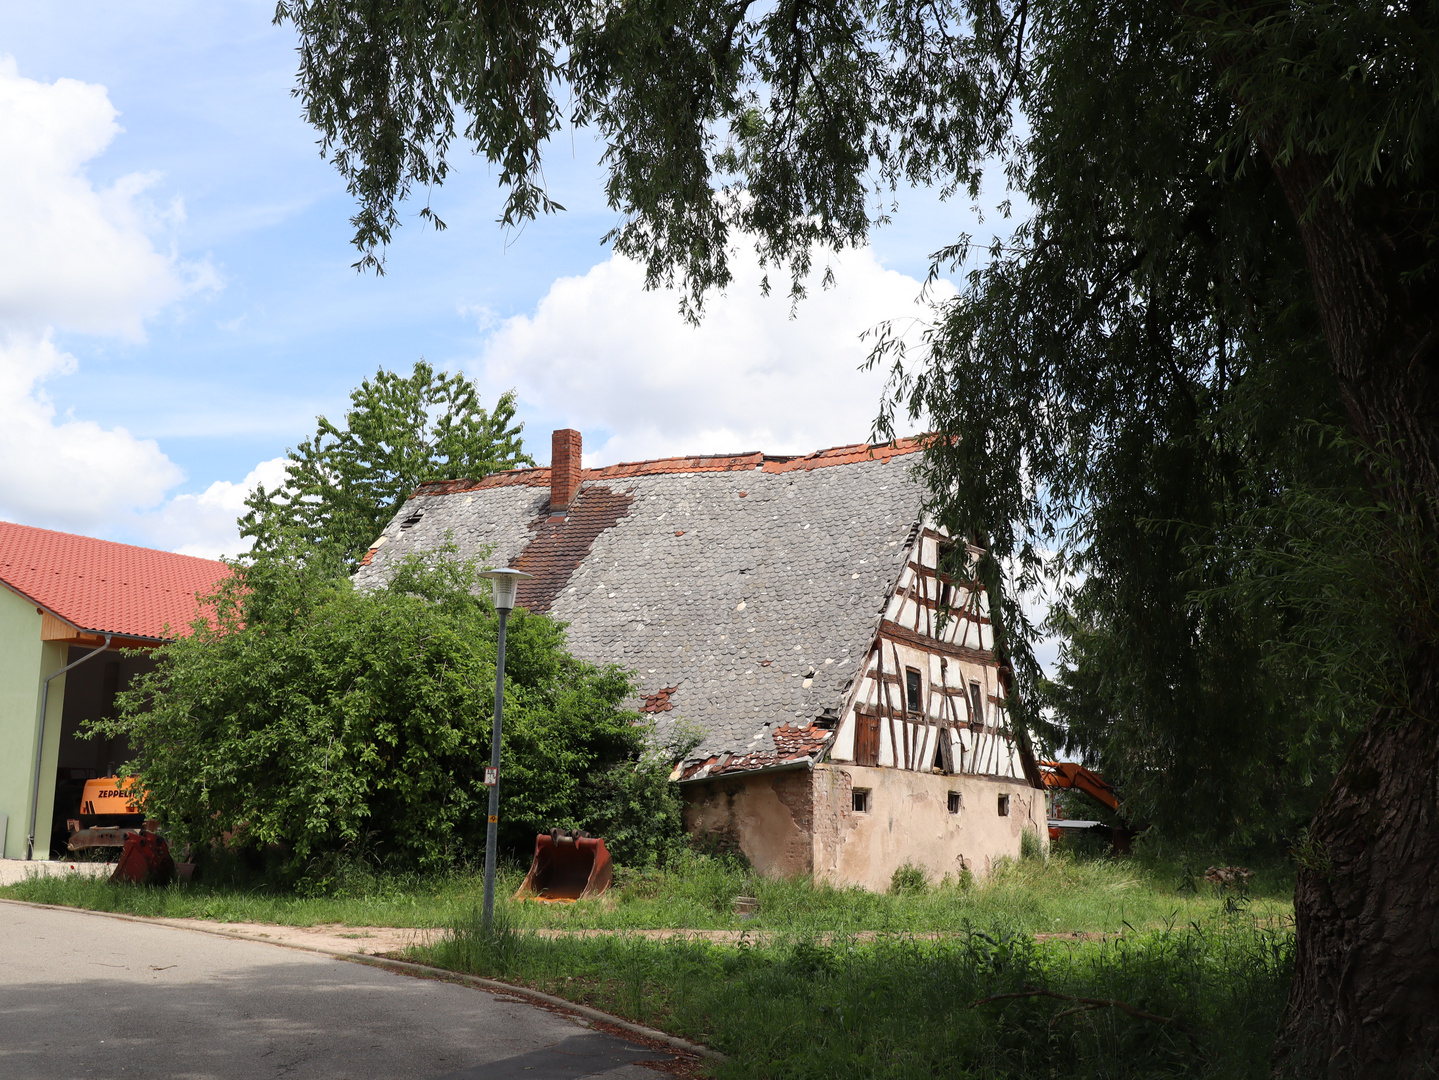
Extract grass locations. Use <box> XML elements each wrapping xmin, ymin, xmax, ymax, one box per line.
<box><xmin>0</xmin><ymin>847</ymin><xmax>1294</xmax><ymax>936</ymax></box>
<box><xmin>3</xmin><ymin>847</ymin><xmax>1295</xmax><ymax>1076</ymax></box>
<box><xmin>416</xmin><ymin>910</ymin><xmax>1294</xmax><ymax>1078</ymax></box>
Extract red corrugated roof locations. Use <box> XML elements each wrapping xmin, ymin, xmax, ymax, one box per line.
<box><xmin>0</xmin><ymin>521</ymin><xmax>230</xmax><ymax>641</ymax></box>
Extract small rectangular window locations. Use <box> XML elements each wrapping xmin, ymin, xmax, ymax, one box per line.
<box><xmin>948</xmin><ymin>791</ymin><xmax>962</xmax><ymax>814</ymax></box>
<box><xmin>905</xmin><ymin>668</ymin><xmax>924</xmax><ymax>714</ymax></box>
<box><xmin>997</xmin><ymin>794</ymin><xmax>1011</xmax><ymax>817</ymax></box>
<box><xmin>852</xmin><ymin>788</ymin><xmax>871</xmax><ymax>813</ymax></box>
<box><xmin>968</xmin><ymin>681</ymin><xmax>984</xmax><ymax>728</ymax></box>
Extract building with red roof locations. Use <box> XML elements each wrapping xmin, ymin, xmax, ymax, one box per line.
<box><xmin>0</xmin><ymin>522</ymin><xmax>229</xmax><ymax>860</ymax></box>
<box><xmin>357</xmin><ymin>429</ymin><xmax>1045</xmax><ymax>891</ymax></box>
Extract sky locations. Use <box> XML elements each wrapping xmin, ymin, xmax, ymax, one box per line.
<box><xmin>0</xmin><ymin>2</ymin><xmax>1017</xmax><ymax>562</ymax></box>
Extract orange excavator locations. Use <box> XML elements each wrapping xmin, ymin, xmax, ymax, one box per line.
<box><xmin>1039</xmin><ymin>761</ymin><xmax>1132</xmax><ymax>853</ymax></box>
<box><xmin>64</xmin><ymin>775</ymin><xmax>175</xmax><ymax>884</ymax></box>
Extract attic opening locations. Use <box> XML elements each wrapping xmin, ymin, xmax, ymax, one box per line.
<box><xmin>399</xmin><ymin>510</ymin><xmax>424</xmax><ymax>529</ymax></box>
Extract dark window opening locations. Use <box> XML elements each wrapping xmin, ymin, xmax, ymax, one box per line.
<box><xmin>948</xmin><ymin>791</ymin><xmax>962</xmax><ymax>814</ymax></box>
<box><xmin>400</xmin><ymin>510</ymin><xmax>424</xmax><ymax>530</ymax></box>
<box><xmin>905</xmin><ymin>668</ymin><xmax>924</xmax><ymax>714</ymax></box>
<box><xmin>997</xmin><ymin>794</ymin><xmax>1011</xmax><ymax>817</ymax></box>
<box><xmin>968</xmin><ymin>681</ymin><xmax>984</xmax><ymax>728</ymax></box>
<box><xmin>852</xmin><ymin>788</ymin><xmax>871</xmax><ymax>813</ymax></box>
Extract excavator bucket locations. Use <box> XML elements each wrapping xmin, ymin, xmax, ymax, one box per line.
<box><xmin>513</xmin><ymin>831</ymin><xmax>613</xmax><ymax>902</ymax></box>
<box><xmin>110</xmin><ymin>827</ymin><xmax>175</xmax><ymax>887</ymax></box>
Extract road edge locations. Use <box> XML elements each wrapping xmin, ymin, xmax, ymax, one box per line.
<box><xmin>0</xmin><ymin>897</ymin><xmax>725</xmax><ymax>1062</ymax></box>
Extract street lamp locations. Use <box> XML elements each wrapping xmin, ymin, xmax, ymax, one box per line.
<box><xmin>475</xmin><ymin>567</ymin><xmax>531</xmax><ymax>931</ymax></box>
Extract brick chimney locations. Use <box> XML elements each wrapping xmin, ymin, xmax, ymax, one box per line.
<box><xmin>550</xmin><ymin>429</ymin><xmax>582</xmax><ymax>512</ymax></box>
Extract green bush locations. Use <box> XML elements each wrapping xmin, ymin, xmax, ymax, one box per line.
<box><xmin>90</xmin><ymin>543</ymin><xmax>682</xmax><ymax>880</ymax></box>
<box><xmin>890</xmin><ymin>862</ymin><xmax>929</xmax><ymax>895</ymax></box>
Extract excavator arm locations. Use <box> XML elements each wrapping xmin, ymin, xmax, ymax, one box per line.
<box><xmin>1039</xmin><ymin>761</ymin><xmax>1120</xmax><ymax>812</ymax></box>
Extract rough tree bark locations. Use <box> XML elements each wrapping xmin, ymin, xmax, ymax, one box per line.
<box><xmin>1259</xmin><ymin>144</ymin><xmax>1439</xmax><ymax>1076</ymax></box>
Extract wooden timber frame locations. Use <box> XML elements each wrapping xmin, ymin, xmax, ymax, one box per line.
<box><xmin>831</xmin><ymin>526</ymin><xmax>1041</xmax><ymax>787</ymax></box>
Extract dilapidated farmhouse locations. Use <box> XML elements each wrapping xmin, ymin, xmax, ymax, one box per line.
<box><xmin>357</xmin><ymin>430</ymin><xmax>1046</xmax><ymax>889</ymax></box>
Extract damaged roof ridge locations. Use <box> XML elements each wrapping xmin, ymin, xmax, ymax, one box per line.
<box><xmin>411</xmin><ymin>436</ymin><xmax>929</xmax><ymax>497</ymax></box>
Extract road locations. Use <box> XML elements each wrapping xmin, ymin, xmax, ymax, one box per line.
<box><xmin>0</xmin><ymin>903</ymin><xmax>684</xmax><ymax>1080</ymax></box>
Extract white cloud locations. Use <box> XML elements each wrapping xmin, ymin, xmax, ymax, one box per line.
<box><xmin>475</xmin><ymin>245</ymin><xmax>953</xmax><ymax>465</ymax></box>
<box><xmin>0</xmin><ymin>55</ymin><xmax>212</xmax><ymax>532</ymax></box>
<box><xmin>0</xmin><ymin>332</ymin><xmax>183</xmax><ymax>526</ymax></box>
<box><xmin>148</xmin><ymin>457</ymin><xmax>290</xmax><ymax>560</ymax></box>
<box><xmin>0</xmin><ymin>56</ymin><xmax>209</xmax><ymax>338</ymax></box>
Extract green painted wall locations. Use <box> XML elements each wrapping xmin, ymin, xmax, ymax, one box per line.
<box><xmin>0</xmin><ymin>586</ymin><xmax>68</xmax><ymax>860</ymax></box>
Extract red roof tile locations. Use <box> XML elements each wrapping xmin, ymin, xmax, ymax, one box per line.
<box><xmin>412</xmin><ymin>438</ymin><xmax>927</xmax><ymax>497</ymax></box>
<box><xmin>0</xmin><ymin>521</ymin><xmax>230</xmax><ymax>641</ymax></box>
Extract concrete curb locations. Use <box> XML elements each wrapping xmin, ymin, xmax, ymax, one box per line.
<box><xmin>0</xmin><ymin>898</ymin><xmax>724</xmax><ymax>1063</ymax></box>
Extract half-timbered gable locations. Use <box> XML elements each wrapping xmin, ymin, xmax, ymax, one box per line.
<box><xmin>358</xmin><ymin>429</ymin><xmax>1045</xmax><ymax>890</ymax></box>
<box><xmin>832</xmin><ymin>528</ymin><xmax>1032</xmax><ymax>784</ymax></box>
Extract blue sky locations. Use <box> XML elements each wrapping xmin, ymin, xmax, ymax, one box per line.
<box><xmin>0</xmin><ymin>2</ymin><xmax>1011</xmax><ymax>559</ymax></box>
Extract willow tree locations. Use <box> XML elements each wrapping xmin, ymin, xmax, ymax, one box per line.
<box><xmin>275</xmin><ymin>0</ymin><xmax>1439</xmax><ymax>1071</ymax></box>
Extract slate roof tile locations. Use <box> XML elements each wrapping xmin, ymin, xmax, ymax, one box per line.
<box><xmin>357</xmin><ymin>439</ymin><xmax>928</xmax><ymax>768</ymax></box>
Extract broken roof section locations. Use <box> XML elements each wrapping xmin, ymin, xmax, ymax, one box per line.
<box><xmin>354</xmin><ymin>435</ymin><xmax>930</xmax><ymax>772</ymax></box>
<box><xmin>0</xmin><ymin>520</ymin><xmax>230</xmax><ymax>644</ymax></box>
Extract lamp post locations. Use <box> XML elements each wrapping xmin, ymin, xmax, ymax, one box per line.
<box><xmin>475</xmin><ymin>568</ymin><xmax>531</xmax><ymax>932</ymax></box>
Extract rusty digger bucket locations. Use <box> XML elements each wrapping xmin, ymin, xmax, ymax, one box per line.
<box><xmin>513</xmin><ymin>830</ymin><xmax>613</xmax><ymax>902</ymax></box>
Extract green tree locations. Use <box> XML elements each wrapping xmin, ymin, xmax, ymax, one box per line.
<box><xmin>92</xmin><ymin>546</ymin><xmax>681</xmax><ymax>879</ymax></box>
<box><xmin>274</xmin><ymin>1</ymin><xmax>1439</xmax><ymax>1069</ymax></box>
<box><xmin>242</xmin><ymin>361</ymin><xmax>532</xmax><ymax>563</ymax></box>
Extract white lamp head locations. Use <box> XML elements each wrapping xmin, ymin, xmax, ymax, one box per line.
<box><xmin>476</xmin><ymin>567</ymin><xmax>533</xmax><ymax>613</ymax></box>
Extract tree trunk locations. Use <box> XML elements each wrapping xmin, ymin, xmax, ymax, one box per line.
<box><xmin>1279</xmin><ymin>674</ymin><xmax>1439</xmax><ymax>1076</ymax></box>
<box><xmin>1258</xmin><ymin>143</ymin><xmax>1439</xmax><ymax>1076</ymax></box>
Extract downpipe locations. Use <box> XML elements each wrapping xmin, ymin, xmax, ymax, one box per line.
<box><xmin>26</xmin><ymin>634</ymin><xmax>112</xmax><ymax>860</ymax></box>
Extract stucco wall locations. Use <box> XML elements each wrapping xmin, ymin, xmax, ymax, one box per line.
<box><xmin>0</xmin><ymin>586</ymin><xmax>68</xmax><ymax>860</ymax></box>
<box><xmin>681</xmin><ymin>767</ymin><xmax>815</xmax><ymax>878</ymax></box>
<box><xmin>682</xmin><ymin>762</ymin><xmax>1047</xmax><ymax>892</ymax></box>
<box><xmin>811</xmin><ymin>764</ymin><xmax>1046</xmax><ymax>892</ymax></box>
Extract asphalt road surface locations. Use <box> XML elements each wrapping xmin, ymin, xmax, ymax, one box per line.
<box><xmin>0</xmin><ymin>903</ymin><xmax>680</xmax><ymax>1080</ymax></box>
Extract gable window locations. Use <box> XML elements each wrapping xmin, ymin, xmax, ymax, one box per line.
<box><xmin>968</xmin><ymin>681</ymin><xmax>984</xmax><ymax>728</ymax></box>
<box><xmin>997</xmin><ymin>794</ymin><xmax>1011</xmax><ymax>817</ymax></box>
<box><xmin>905</xmin><ymin>668</ymin><xmax>924</xmax><ymax>714</ymax></box>
<box><xmin>948</xmin><ymin>791</ymin><xmax>962</xmax><ymax>815</ymax></box>
<box><xmin>852</xmin><ymin>788</ymin><xmax>871</xmax><ymax>813</ymax></box>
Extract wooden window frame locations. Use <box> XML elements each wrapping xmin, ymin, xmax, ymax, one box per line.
<box><xmin>905</xmin><ymin>667</ymin><xmax>925</xmax><ymax>715</ymax></box>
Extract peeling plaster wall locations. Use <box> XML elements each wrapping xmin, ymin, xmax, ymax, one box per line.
<box><xmin>681</xmin><ymin>768</ymin><xmax>815</xmax><ymax>878</ymax></box>
<box><xmin>682</xmin><ymin>763</ymin><xmax>1047</xmax><ymax>892</ymax></box>
<box><xmin>811</xmin><ymin>764</ymin><xmax>1046</xmax><ymax>892</ymax></box>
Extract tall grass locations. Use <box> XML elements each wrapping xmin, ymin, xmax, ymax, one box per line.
<box><xmin>418</xmin><ymin>909</ymin><xmax>1294</xmax><ymax>1078</ymax></box>
<box><xmin>0</xmin><ymin>864</ymin><xmax>527</xmax><ymax>927</ymax></box>
<box><xmin>0</xmin><ymin>848</ymin><xmax>1292</xmax><ymax>934</ymax></box>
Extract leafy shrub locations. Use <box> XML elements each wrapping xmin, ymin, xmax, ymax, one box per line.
<box><xmin>890</xmin><ymin>862</ymin><xmax>929</xmax><ymax>895</ymax></box>
<box><xmin>91</xmin><ymin>543</ymin><xmax>682</xmax><ymax>880</ymax></box>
